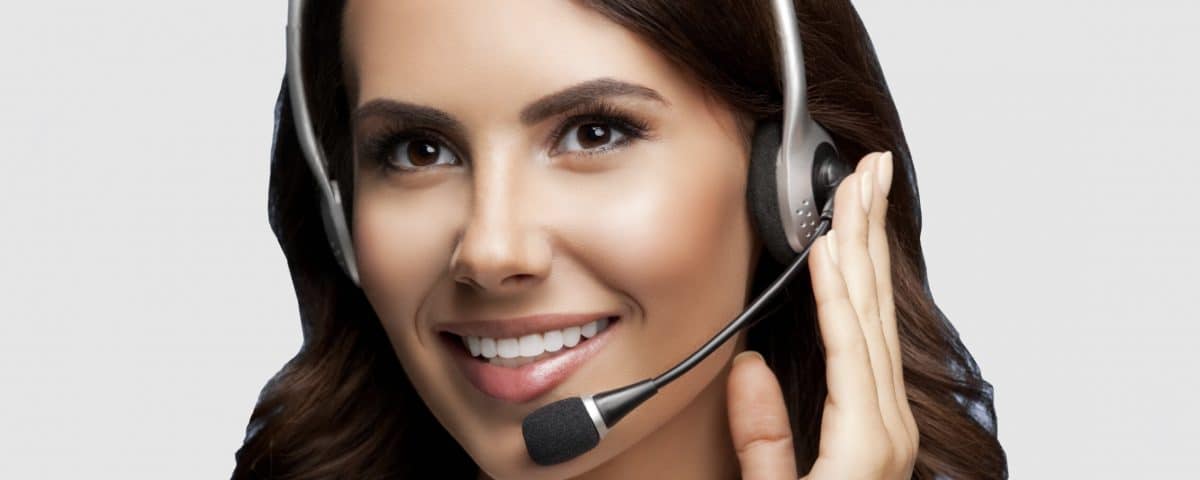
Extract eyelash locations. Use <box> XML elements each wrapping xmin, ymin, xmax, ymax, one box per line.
<box><xmin>549</xmin><ymin>102</ymin><xmax>650</xmax><ymax>158</ymax></box>
<box><xmin>359</xmin><ymin>127</ymin><xmax>459</xmax><ymax>176</ymax></box>
<box><xmin>359</xmin><ymin>103</ymin><xmax>651</xmax><ymax>175</ymax></box>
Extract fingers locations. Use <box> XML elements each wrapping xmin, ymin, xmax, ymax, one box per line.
<box><xmin>804</xmin><ymin>151</ymin><xmax>918</xmax><ymax>479</ymax></box>
<box><xmin>809</xmin><ymin>203</ymin><xmax>879</xmax><ymax>415</ymax></box>
<box><xmin>728</xmin><ymin>350</ymin><xmax>799</xmax><ymax>480</ymax></box>
<box><xmin>833</xmin><ymin>153</ymin><xmax>908</xmax><ymax>456</ymax></box>
<box><xmin>868</xmin><ymin>152</ymin><xmax>920</xmax><ymax>450</ymax></box>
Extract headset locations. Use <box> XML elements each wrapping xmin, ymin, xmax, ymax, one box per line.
<box><xmin>285</xmin><ymin>0</ymin><xmax>853</xmax><ymax>467</ymax></box>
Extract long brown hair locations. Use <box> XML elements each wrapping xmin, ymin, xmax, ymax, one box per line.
<box><xmin>233</xmin><ymin>1</ymin><xmax>1007</xmax><ymax>478</ymax></box>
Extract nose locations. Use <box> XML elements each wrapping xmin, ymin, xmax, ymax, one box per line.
<box><xmin>449</xmin><ymin>154</ymin><xmax>552</xmax><ymax>295</ymax></box>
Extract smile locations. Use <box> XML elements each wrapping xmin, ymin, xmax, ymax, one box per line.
<box><xmin>462</xmin><ymin>316</ymin><xmax>615</xmax><ymax>367</ymax></box>
<box><xmin>440</xmin><ymin>315</ymin><xmax>621</xmax><ymax>403</ymax></box>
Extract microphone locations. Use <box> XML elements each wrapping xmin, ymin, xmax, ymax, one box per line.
<box><xmin>521</xmin><ymin>198</ymin><xmax>836</xmax><ymax>466</ymax></box>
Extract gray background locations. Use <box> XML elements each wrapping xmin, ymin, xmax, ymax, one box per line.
<box><xmin>1</xmin><ymin>1</ymin><xmax>1195</xmax><ymax>477</ymax></box>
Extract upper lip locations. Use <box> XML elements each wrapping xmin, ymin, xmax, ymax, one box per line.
<box><xmin>437</xmin><ymin>312</ymin><xmax>619</xmax><ymax>339</ymax></box>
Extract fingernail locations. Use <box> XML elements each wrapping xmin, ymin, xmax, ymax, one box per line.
<box><xmin>876</xmin><ymin>151</ymin><xmax>893</xmax><ymax>197</ymax></box>
<box><xmin>860</xmin><ymin>170</ymin><xmax>874</xmax><ymax>213</ymax></box>
<box><xmin>734</xmin><ymin>350</ymin><xmax>764</xmax><ymax>365</ymax></box>
<box><xmin>826</xmin><ymin>229</ymin><xmax>839</xmax><ymax>266</ymax></box>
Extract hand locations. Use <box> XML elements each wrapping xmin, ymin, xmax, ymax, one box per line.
<box><xmin>728</xmin><ymin>151</ymin><xmax>919</xmax><ymax>479</ymax></box>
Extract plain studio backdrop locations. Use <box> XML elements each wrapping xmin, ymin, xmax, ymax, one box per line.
<box><xmin>1</xmin><ymin>1</ymin><xmax>1195</xmax><ymax>478</ymax></box>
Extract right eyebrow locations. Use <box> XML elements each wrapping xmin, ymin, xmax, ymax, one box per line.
<box><xmin>352</xmin><ymin>100</ymin><xmax>469</xmax><ymax>143</ymax></box>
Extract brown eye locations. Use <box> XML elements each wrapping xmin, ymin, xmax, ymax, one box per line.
<box><xmin>556</xmin><ymin>121</ymin><xmax>628</xmax><ymax>154</ymax></box>
<box><xmin>387</xmin><ymin>138</ymin><xmax>459</xmax><ymax>171</ymax></box>
<box><xmin>406</xmin><ymin>140</ymin><xmax>441</xmax><ymax>166</ymax></box>
<box><xmin>577</xmin><ymin>124</ymin><xmax>611</xmax><ymax>149</ymax></box>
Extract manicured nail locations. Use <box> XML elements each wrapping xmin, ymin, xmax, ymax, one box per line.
<box><xmin>734</xmin><ymin>350</ymin><xmax>764</xmax><ymax>365</ymax></box>
<box><xmin>826</xmin><ymin>229</ymin><xmax>839</xmax><ymax>266</ymax></box>
<box><xmin>860</xmin><ymin>170</ymin><xmax>874</xmax><ymax>214</ymax></box>
<box><xmin>876</xmin><ymin>151</ymin><xmax>893</xmax><ymax>197</ymax></box>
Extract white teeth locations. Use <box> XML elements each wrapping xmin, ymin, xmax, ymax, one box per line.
<box><xmin>497</xmin><ymin>338</ymin><xmax>520</xmax><ymax>359</ymax></box>
<box><xmin>466</xmin><ymin>336</ymin><xmax>481</xmax><ymax>356</ymax></box>
<box><xmin>581</xmin><ymin>320</ymin><xmax>598</xmax><ymax>338</ymax></box>
<box><xmin>519</xmin><ymin>334</ymin><xmax>543</xmax><ymax>357</ymax></box>
<box><xmin>489</xmin><ymin>352</ymin><xmax>545</xmax><ymax>367</ymax></box>
<box><xmin>543</xmin><ymin>330</ymin><xmax>563</xmax><ymax>352</ymax></box>
<box><xmin>480</xmin><ymin>338</ymin><xmax>497</xmax><ymax>358</ymax></box>
<box><xmin>562</xmin><ymin>326</ymin><xmax>581</xmax><ymax>347</ymax></box>
<box><xmin>461</xmin><ymin>316</ymin><xmax>615</xmax><ymax>361</ymax></box>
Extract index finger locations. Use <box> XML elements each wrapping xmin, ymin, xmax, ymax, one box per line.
<box><xmin>728</xmin><ymin>350</ymin><xmax>799</xmax><ymax>480</ymax></box>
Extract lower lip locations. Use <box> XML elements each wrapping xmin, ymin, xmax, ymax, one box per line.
<box><xmin>442</xmin><ymin>317</ymin><xmax>621</xmax><ymax>404</ymax></box>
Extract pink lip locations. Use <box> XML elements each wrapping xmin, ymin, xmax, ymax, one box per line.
<box><xmin>442</xmin><ymin>317</ymin><xmax>621</xmax><ymax>404</ymax></box>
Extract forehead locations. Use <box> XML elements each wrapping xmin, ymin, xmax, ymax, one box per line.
<box><xmin>341</xmin><ymin>0</ymin><xmax>688</xmax><ymax>111</ymax></box>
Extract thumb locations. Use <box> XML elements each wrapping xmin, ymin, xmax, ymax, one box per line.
<box><xmin>728</xmin><ymin>350</ymin><xmax>798</xmax><ymax>480</ymax></box>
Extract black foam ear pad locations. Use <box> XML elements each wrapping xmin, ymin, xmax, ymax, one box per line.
<box><xmin>747</xmin><ymin>120</ymin><xmax>797</xmax><ymax>265</ymax></box>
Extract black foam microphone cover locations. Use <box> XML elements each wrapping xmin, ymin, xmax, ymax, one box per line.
<box><xmin>522</xmin><ymin>397</ymin><xmax>600</xmax><ymax>466</ymax></box>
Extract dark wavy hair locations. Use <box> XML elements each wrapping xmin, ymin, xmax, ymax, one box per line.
<box><xmin>232</xmin><ymin>0</ymin><xmax>1007</xmax><ymax>478</ymax></box>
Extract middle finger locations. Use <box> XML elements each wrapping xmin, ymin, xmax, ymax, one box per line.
<box><xmin>831</xmin><ymin>152</ymin><xmax>906</xmax><ymax>447</ymax></box>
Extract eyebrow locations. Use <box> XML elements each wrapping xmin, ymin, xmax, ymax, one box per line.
<box><xmin>519</xmin><ymin>78</ymin><xmax>668</xmax><ymax>124</ymax></box>
<box><xmin>351</xmin><ymin>78</ymin><xmax>669</xmax><ymax>135</ymax></box>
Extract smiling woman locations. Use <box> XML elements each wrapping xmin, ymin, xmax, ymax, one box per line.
<box><xmin>232</xmin><ymin>1</ymin><xmax>1006</xmax><ymax>479</ymax></box>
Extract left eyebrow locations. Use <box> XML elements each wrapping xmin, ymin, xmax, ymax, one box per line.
<box><xmin>519</xmin><ymin>77</ymin><xmax>669</xmax><ymax>125</ymax></box>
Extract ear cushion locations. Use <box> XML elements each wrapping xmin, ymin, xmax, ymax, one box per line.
<box><xmin>747</xmin><ymin>120</ymin><xmax>797</xmax><ymax>265</ymax></box>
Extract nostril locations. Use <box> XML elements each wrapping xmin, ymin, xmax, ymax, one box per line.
<box><xmin>501</xmin><ymin>273</ymin><xmax>537</xmax><ymax>287</ymax></box>
<box><xmin>457</xmin><ymin>277</ymin><xmax>483</xmax><ymax>290</ymax></box>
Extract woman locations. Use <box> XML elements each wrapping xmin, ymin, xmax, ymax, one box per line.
<box><xmin>233</xmin><ymin>0</ymin><xmax>1006</xmax><ymax>478</ymax></box>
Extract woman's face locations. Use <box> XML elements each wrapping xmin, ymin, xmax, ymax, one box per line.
<box><xmin>344</xmin><ymin>0</ymin><xmax>760</xmax><ymax>477</ymax></box>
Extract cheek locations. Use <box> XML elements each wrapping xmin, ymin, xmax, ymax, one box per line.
<box><xmin>351</xmin><ymin>190</ymin><xmax>472</xmax><ymax>429</ymax></box>
<box><xmin>574</xmin><ymin>138</ymin><xmax>755</xmax><ymax>317</ymax></box>
<box><xmin>351</xmin><ymin>186</ymin><xmax>464</xmax><ymax>348</ymax></box>
<box><xmin>540</xmin><ymin>132</ymin><xmax>757</xmax><ymax>474</ymax></box>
